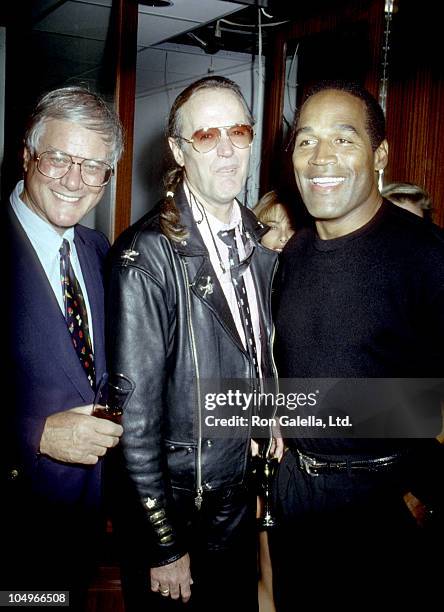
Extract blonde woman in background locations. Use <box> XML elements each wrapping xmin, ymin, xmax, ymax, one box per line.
<box><xmin>253</xmin><ymin>190</ymin><xmax>295</xmax><ymax>253</ymax></box>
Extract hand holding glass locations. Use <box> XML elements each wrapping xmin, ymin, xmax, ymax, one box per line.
<box><xmin>92</xmin><ymin>373</ymin><xmax>135</xmax><ymax>423</ymax></box>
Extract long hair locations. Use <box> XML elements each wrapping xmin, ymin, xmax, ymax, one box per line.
<box><xmin>160</xmin><ymin>76</ymin><xmax>252</xmax><ymax>242</ymax></box>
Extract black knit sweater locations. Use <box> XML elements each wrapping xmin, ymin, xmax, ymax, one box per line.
<box><xmin>275</xmin><ymin>200</ymin><xmax>444</xmax><ymax>465</ymax></box>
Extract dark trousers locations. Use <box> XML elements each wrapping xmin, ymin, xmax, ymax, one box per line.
<box><xmin>2</xmin><ymin>486</ymin><xmax>101</xmax><ymax>612</ymax></box>
<box><xmin>268</xmin><ymin>450</ymin><xmax>438</xmax><ymax>610</ymax></box>
<box><xmin>113</xmin><ymin>484</ymin><xmax>258</xmax><ymax>612</ymax></box>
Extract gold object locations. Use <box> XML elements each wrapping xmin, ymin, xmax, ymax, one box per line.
<box><xmin>257</xmin><ymin>456</ymin><xmax>279</xmax><ymax>530</ymax></box>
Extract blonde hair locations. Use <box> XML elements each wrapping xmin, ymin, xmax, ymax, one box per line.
<box><xmin>253</xmin><ymin>191</ymin><xmax>295</xmax><ymax>228</ymax></box>
<box><xmin>381</xmin><ymin>182</ymin><xmax>432</xmax><ymax>215</ymax></box>
<box><xmin>253</xmin><ymin>191</ymin><xmax>280</xmax><ymax>222</ymax></box>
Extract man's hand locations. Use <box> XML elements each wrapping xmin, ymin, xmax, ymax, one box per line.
<box><xmin>270</xmin><ymin>435</ymin><xmax>284</xmax><ymax>461</ymax></box>
<box><xmin>251</xmin><ymin>436</ymin><xmax>284</xmax><ymax>461</ymax></box>
<box><xmin>151</xmin><ymin>553</ymin><xmax>193</xmax><ymax>603</ymax></box>
<box><xmin>250</xmin><ymin>439</ymin><xmax>260</xmax><ymax>457</ymax></box>
<box><xmin>39</xmin><ymin>405</ymin><xmax>123</xmax><ymax>464</ymax></box>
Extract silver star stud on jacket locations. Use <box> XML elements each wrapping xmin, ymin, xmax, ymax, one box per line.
<box><xmin>121</xmin><ymin>249</ymin><xmax>139</xmax><ymax>262</ymax></box>
<box><xmin>199</xmin><ymin>276</ymin><xmax>214</xmax><ymax>298</ymax></box>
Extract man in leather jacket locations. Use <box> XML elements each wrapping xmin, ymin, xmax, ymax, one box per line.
<box><xmin>106</xmin><ymin>76</ymin><xmax>280</xmax><ymax>611</ymax></box>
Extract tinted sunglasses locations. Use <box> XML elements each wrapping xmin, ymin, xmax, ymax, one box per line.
<box><xmin>179</xmin><ymin>124</ymin><xmax>253</xmax><ymax>154</ymax></box>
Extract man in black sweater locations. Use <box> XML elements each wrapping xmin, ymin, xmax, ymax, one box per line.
<box><xmin>271</xmin><ymin>81</ymin><xmax>444</xmax><ymax>608</ymax></box>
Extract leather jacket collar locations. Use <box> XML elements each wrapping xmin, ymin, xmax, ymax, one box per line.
<box><xmin>171</xmin><ymin>183</ymin><xmax>270</xmax><ymax>256</ymax></box>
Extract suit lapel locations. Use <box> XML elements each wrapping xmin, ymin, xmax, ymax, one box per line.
<box><xmin>10</xmin><ymin>213</ymin><xmax>95</xmax><ymax>402</ymax></box>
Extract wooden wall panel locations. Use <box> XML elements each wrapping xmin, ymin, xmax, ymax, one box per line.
<box><xmin>429</xmin><ymin>85</ymin><xmax>444</xmax><ymax>226</ymax></box>
<box><xmin>261</xmin><ymin>35</ymin><xmax>287</xmax><ymax>194</ymax></box>
<box><xmin>112</xmin><ymin>0</ymin><xmax>138</xmax><ymax>241</ymax></box>
<box><xmin>385</xmin><ymin>0</ymin><xmax>444</xmax><ymax>226</ymax></box>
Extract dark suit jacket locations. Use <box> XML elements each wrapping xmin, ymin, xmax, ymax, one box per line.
<box><xmin>3</xmin><ymin>203</ymin><xmax>108</xmax><ymax>511</ymax></box>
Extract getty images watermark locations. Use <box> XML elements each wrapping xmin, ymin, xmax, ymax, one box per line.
<box><xmin>196</xmin><ymin>378</ymin><xmax>444</xmax><ymax>439</ymax></box>
<box><xmin>204</xmin><ymin>388</ymin><xmax>350</xmax><ymax>428</ymax></box>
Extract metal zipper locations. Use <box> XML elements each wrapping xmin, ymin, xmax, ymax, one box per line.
<box><xmin>270</xmin><ymin>324</ymin><xmax>279</xmax><ymax>405</ymax></box>
<box><xmin>249</xmin><ymin>255</ymin><xmax>279</xmax><ymax>457</ymax></box>
<box><xmin>266</xmin><ymin>260</ymin><xmax>280</xmax><ymax>457</ymax></box>
<box><xmin>180</xmin><ymin>258</ymin><xmax>203</xmax><ymax>509</ymax></box>
<box><xmin>269</xmin><ymin>258</ymin><xmax>280</xmax><ymax>407</ymax></box>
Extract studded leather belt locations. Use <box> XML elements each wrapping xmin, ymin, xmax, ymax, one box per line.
<box><xmin>295</xmin><ymin>449</ymin><xmax>404</xmax><ymax>476</ymax></box>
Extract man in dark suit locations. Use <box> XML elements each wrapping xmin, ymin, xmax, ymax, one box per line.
<box><xmin>2</xmin><ymin>86</ymin><xmax>124</xmax><ymax>609</ymax></box>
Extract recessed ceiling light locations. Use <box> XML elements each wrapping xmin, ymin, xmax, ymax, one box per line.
<box><xmin>139</xmin><ymin>0</ymin><xmax>174</xmax><ymax>7</ymax></box>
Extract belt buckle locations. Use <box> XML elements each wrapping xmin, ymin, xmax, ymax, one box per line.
<box><xmin>298</xmin><ymin>452</ymin><xmax>321</xmax><ymax>476</ymax></box>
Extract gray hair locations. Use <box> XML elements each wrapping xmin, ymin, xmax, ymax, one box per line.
<box><xmin>381</xmin><ymin>182</ymin><xmax>432</xmax><ymax>211</ymax></box>
<box><xmin>24</xmin><ymin>86</ymin><xmax>124</xmax><ymax>166</ymax></box>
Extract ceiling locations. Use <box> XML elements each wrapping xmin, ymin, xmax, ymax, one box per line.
<box><xmin>31</xmin><ymin>0</ymin><xmax>355</xmax><ymax>64</ymax></box>
<box><xmin>138</xmin><ymin>0</ymin><xmax>246</xmax><ymax>48</ymax></box>
<box><xmin>28</xmin><ymin>0</ymin><xmax>350</xmax><ymax>96</ymax></box>
<box><xmin>29</xmin><ymin>0</ymin><xmax>261</xmax><ymax>93</ymax></box>
<box><xmin>27</xmin><ymin>0</ymin><xmax>297</xmax><ymax>97</ymax></box>
<box><xmin>33</xmin><ymin>0</ymin><xmax>249</xmax><ymax>50</ymax></box>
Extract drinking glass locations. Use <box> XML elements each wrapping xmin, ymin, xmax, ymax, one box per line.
<box><xmin>92</xmin><ymin>372</ymin><xmax>135</xmax><ymax>423</ymax></box>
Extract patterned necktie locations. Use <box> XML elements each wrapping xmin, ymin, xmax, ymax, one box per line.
<box><xmin>218</xmin><ymin>228</ymin><xmax>261</xmax><ymax>380</ymax></box>
<box><xmin>59</xmin><ymin>239</ymin><xmax>96</xmax><ymax>389</ymax></box>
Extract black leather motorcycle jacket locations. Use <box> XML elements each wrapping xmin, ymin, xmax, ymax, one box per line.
<box><xmin>107</xmin><ymin>184</ymin><xmax>278</xmax><ymax>566</ymax></box>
